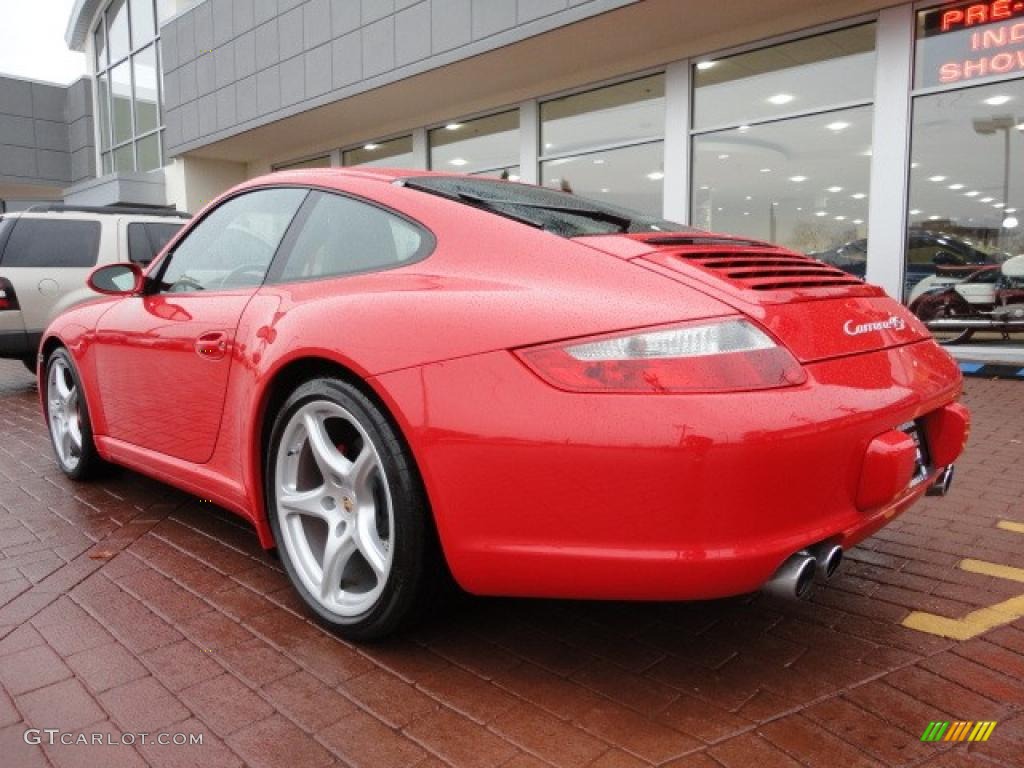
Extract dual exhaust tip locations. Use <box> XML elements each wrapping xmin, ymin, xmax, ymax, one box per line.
<box><xmin>763</xmin><ymin>543</ymin><xmax>842</xmax><ymax>600</ymax></box>
<box><xmin>765</xmin><ymin>463</ymin><xmax>956</xmax><ymax>600</ymax></box>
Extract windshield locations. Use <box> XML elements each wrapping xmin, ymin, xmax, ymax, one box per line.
<box><xmin>399</xmin><ymin>176</ymin><xmax>694</xmax><ymax>238</ymax></box>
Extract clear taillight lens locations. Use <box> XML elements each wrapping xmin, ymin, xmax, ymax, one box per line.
<box><xmin>516</xmin><ymin>318</ymin><xmax>806</xmax><ymax>393</ymax></box>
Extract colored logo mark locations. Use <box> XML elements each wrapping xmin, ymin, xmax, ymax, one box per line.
<box><xmin>921</xmin><ymin>721</ymin><xmax>997</xmax><ymax>742</ymax></box>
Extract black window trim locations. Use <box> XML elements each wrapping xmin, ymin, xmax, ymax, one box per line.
<box><xmin>145</xmin><ymin>186</ymin><xmax>311</xmax><ymax>295</ymax></box>
<box><xmin>263</xmin><ymin>187</ymin><xmax>436</xmax><ymax>286</ymax></box>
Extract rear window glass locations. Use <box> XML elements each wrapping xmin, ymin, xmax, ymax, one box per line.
<box><xmin>128</xmin><ymin>222</ymin><xmax>183</xmax><ymax>264</ymax></box>
<box><xmin>401</xmin><ymin>176</ymin><xmax>692</xmax><ymax>238</ymax></box>
<box><xmin>1</xmin><ymin>219</ymin><xmax>101</xmax><ymax>268</ymax></box>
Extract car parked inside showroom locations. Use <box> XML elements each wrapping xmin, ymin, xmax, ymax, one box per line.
<box><xmin>0</xmin><ymin>204</ymin><xmax>188</xmax><ymax>372</ymax></box>
<box><xmin>38</xmin><ymin>169</ymin><xmax>969</xmax><ymax>639</ymax></box>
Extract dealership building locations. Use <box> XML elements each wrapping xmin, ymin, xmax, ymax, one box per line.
<box><xmin>0</xmin><ymin>0</ymin><xmax>1021</xmax><ymax>356</ymax></box>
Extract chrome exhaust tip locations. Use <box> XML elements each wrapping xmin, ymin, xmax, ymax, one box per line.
<box><xmin>809</xmin><ymin>542</ymin><xmax>843</xmax><ymax>579</ymax></box>
<box><xmin>927</xmin><ymin>464</ymin><xmax>955</xmax><ymax>497</ymax></box>
<box><xmin>763</xmin><ymin>553</ymin><xmax>816</xmax><ymax>600</ymax></box>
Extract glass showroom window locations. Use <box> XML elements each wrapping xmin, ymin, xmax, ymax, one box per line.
<box><xmin>691</xmin><ymin>25</ymin><xmax>876</xmax><ymax>256</ymax></box>
<box><xmin>94</xmin><ymin>0</ymin><xmax>165</xmax><ymax>173</ymax></box>
<box><xmin>343</xmin><ymin>135</ymin><xmax>414</xmax><ymax>168</ymax></box>
<box><xmin>904</xmin><ymin>3</ymin><xmax>1024</xmax><ymax>355</ymax></box>
<box><xmin>274</xmin><ymin>155</ymin><xmax>332</xmax><ymax>171</ymax></box>
<box><xmin>429</xmin><ymin>111</ymin><xmax>518</xmax><ymax>177</ymax></box>
<box><xmin>540</xmin><ymin>75</ymin><xmax>664</xmax><ymax>215</ymax></box>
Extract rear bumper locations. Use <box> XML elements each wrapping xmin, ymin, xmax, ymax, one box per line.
<box><xmin>375</xmin><ymin>339</ymin><xmax>966</xmax><ymax>600</ymax></box>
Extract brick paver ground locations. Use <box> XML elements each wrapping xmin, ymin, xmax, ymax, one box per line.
<box><xmin>0</xmin><ymin>357</ymin><xmax>1021</xmax><ymax>768</ymax></box>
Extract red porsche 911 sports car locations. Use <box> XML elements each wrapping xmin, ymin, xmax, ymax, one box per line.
<box><xmin>39</xmin><ymin>169</ymin><xmax>969</xmax><ymax>639</ymax></box>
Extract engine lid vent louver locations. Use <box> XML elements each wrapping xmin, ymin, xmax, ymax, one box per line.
<box><xmin>665</xmin><ymin>250</ymin><xmax>864</xmax><ymax>292</ymax></box>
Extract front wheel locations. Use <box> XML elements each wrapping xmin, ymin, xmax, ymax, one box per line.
<box><xmin>266</xmin><ymin>378</ymin><xmax>440</xmax><ymax>641</ymax></box>
<box><xmin>44</xmin><ymin>348</ymin><xmax>104</xmax><ymax>480</ymax></box>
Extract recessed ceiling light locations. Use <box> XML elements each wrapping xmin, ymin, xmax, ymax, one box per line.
<box><xmin>449</xmin><ymin>157</ymin><xmax>468</xmax><ymax>166</ymax></box>
<box><xmin>994</xmin><ymin>202</ymin><xmax>1006</xmax><ymax>208</ymax></box>
<box><xmin>745</xmin><ymin>195</ymin><xmax>752</xmax><ymax>200</ymax></box>
<box><xmin>718</xmin><ymin>154</ymin><xmax>730</xmax><ymax>160</ymax></box>
<box><xmin>600</xmin><ymin>187</ymin><xmax>610</xmax><ymax>193</ymax></box>
<box><xmin>363</xmin><ymin>143</ymin><xmax>379</xmax><ymax>150</ymax></box>
<box><xmin>716</xmin><ymin>207</ymin><xmax>723</xmax><ymax>211</ymax></box>
<box><xmin>826</xmin><ymin>121</ymin><xmax>850</xmax><ymax>131</ymax></box>
<box><xmin>696</xmin><ymin>60</ymin><xmax>716</xmax><ymax>70</ymax></box>
<box><xmin>699</xmin><ymin>185</ymin><xmax>710</xmax><ymax>190</ymax></box>
<box><xmin>543</xmin><ymin>143</ymin><xmax>553</xmax><ymax>149</ymax></box>
<box><xmin>827</xmin><ymin>186</ymin><xmax>843</xmax><ymax>193</ymax></box>
<box><xmin>911</xmin><ymin>162</ymin><xmax>920</xmax><ymax>168</ymax></box>
<box><xmin>738</xmin><ymin>125</ymin><xmax>750</xmax><ymax>132</ymax></box>
<box><xmin>981</xmin><ymin>197</ymin><xmax>994</xmax><ymax>203</ymax></box>
<box><xmin>1006</xmin><ymin>208</ymin><xmax>1018</xmax><ymax>213</ymax></box>
<box><xmin>928</xmin><ymin>175</ymin><xmax>946</xmax><ymax>182</ymax></box>
<box><xmin>984</xmin><ymin>95</ymin><xmax>1012</xmax><ymax>106</ymax></box>
<box><xmin>860</xmin><ymin>149</ymin><xmax>872</xmax><ymax>157</ymax></box>
<box><xmin>948</xmin><ymin>183</ymin><xmax>964</xmax><ymax>190</ymax></box>
<box><xmin>444</xmin><ymin>123</ymin><xmax>462</xmax><ymax>130</ymax></box>
<box><xmin>767</xmin><ymin>93</ymin><xmax>794</xmax><ymax>105</ymax></box>
<box><xmin>743</xmin><ymin>211</ymin><xmax>750</xmax><ymax>216</ymax></box>
<box><xmin>851</xmin><ymin>193</ymin><xmax>866</xmax><ymax>199</ymax></box>
<box><xmin>593</xmin><ymin>159</ymin><xmax>605</xmax><ymax>164</ymax></box>
<box><xmin>759</xmin><ymin>167</ymin><xmax>772</xmax><ymax>173</ymax></box>
<box><xmin>853</xmin><ymin>219</ymin><xmax>864</xmax><ymax>224</ymax></box>
<box><xmin>965</xmin><ymin>190</ymin><xmax>980</xmax><ymax>197</ymax></box>
<box><xmin>835</xmin><ymin>215</ymin><xmax>846</xmax><ymax>221</ymax></box>
<box><xmin>789</xmin><ymin>175</ymin><xmax>807</xmax><ymax>182</ymax></box>
<box><xmin>929</xmin><ymin>215</ymin><xmax>941</xmax><ymax>220</ymax></box>
<box><xmin>910</xmin><ymin>209</ymin><xmax>922</xmax><ymax>215</ymax></box>
<box><xmin>796</xmin><ymin>207</ymin><xmax>803</xmax><ymax>211</ymax></box>
<box><xmin>646</xmin><ymin>171</ymin><xmax>665</xmax><ymax>180</ymax></box>
<box><xmin>815</xmin><ymin>211</ymin><xmax>827</xmax><ymax>217</ymax></box>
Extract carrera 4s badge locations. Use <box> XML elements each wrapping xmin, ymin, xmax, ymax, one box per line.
<box><xmin>844</xmin><ymin>315</ymin><xmax>907</xmax><ymax>336</ymax></box>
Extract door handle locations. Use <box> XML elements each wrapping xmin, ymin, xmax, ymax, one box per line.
<box><xmin>195</xmin><ymin>331</ymin><xmax>228</xmax><ymax>360</ymax></box>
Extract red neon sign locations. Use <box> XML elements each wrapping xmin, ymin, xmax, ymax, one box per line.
<box><xmin>918</xmin><ymin>1</ymin><xmax>1024</xmax><ymax>86</ymax></box>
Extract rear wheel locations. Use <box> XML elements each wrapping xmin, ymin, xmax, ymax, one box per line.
<box><xmin>266</xmin><ymin>378</ymin><xmax>439</xmax><ymax>641</ymax></box>
<box><xmin>44</xmin><ymin>348</ymin><xmax>104</xmax><ymax>480</ymax></box>
<box><xmin>917</xmin><ymin>305</ymin><xmax>975</xmax><ymax>345</ymax></box>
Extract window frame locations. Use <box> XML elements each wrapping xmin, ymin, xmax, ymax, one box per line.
<box><xmin>264</xmin><ymin>187</ymin><xmax>437</xmax><ymax>286</ymax></box>
<box><xmin>147</xmin><ymin>186</ymin><xmax>310</xmax><ymax>294</ymax></box>
<box><xmin>91</xmin><ymin>0</ymin><xmax>165</xmax><ymax>175</ymax></box>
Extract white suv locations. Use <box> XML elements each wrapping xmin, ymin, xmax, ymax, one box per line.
<box><xmin>0</xmin><ymin>205</ymin><xmax>188</xmax><ymax>371</ymax></box>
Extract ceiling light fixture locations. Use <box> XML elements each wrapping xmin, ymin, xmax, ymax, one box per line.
<box><xmin>789</xmin><ymin>175</ymin><xmax>807</xmax><ymax>182</ymax></box>
<box><xmin>851</xmin><ymin>193</ymin><xmax>866</xmax><ymax>199</ymax></box>
<box><xmin>827</xmin><ymin>186</ymin><xmax>843</xmax><ymax>193</ymax></box>
<box><xmin>928</xmin><ymin>175</ymin><xmax>946</xmax><ymax>182</ymax></box>
<box><xmin>647</xmin><ymin>171</ymin><xmax>665</xmax><ymax>180</ymax></box>
<box><xmin>981</xmin><ymin>196</ymin><xmax>994</xmax><ymax>202</ymax></box>
<box><xmin>696</xmin><ymin>60</ymin><xmax>716</xmax><ymax>70</ymax></box>
<box><xmin>444</xmin><ymin>123</ymin><xmax>462</xmax><ymax>130</ymax></box>
<box><xmin>363</xmin><ymin>143</ymin><xmax>379</xmax><ymax>150</ymax></box>
<box><xmin>948</xmin><ymin>183</ymin><xmax>965</xmax><ymax>190</ymax></box>
<box><xmin>1003</xmin><ymin>215</ymin><xmax>1019</xmax><ymax>228</ymax></box>
<box><xmin>718</xmin><ymin>154</ymin><xmax>730</xmax><ymax>160</ymax></box>
<box><xmin>965</xmin><ymin>190</ymin><xmax>980</xmax><ymax>197</ymax></box>
<box><xmin>767</xmin><ymin>93</ymin><xmax>794</xmax><ymax>105</ymax></box>
<box><xmin>983</xmin><ymin>94</ymin><xmax>1012</xmax><ymax>106</ymax></box>
<box><xmin>826</xmin><ymin>121</ymin><xmax>850</xmax><ymax>131</ymax></box>
<box><xmin>759</xmin><ymin>167</ymin><xmax>772</xmax><ymax>173</ymax></box>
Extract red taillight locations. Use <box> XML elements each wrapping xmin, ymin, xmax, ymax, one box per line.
<box><xmin>516</xmin><ymin>317</ymin><xmax>807</xmax><ymax>394</ymax></box>
<box><xmin>0</xmin><ymin>278</ymin><xmax>17</xmax><ymax>311</ymax></box>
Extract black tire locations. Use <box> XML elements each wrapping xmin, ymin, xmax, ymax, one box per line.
<box><xmin>265</xmin><ymin>377</ymin><xmax>442</xmax><ymax>641</ymax></box>
<box><xmin>43</xmin><ymin>348</ymin><xmax>105</xmax><ymax>481</ymax></box>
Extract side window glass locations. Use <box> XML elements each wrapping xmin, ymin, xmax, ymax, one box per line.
<box><xmin>1</xmin><ymin>220</ymin><xmax>101</xmax><ymax>268</ymax></box>
<box><xmin>278</xmin><ymin>192</ymin><xmax>427</xmax><ymax>282</ymax></box>
<box><xmin>128</xmin><ymin>222</ymin><xmax>184</xmax><ymax>264</ymax></box>
<box><xmin>158</xmin><ymin>188</ymin><xmax>307</xmax><ymax>292</ymax></box>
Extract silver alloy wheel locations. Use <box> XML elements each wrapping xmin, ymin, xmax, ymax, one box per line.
<box><xmin>275</xmin><ymin>400</ymin><xmax>395</xmax><ymax>618</ymax></box>
<box><xmin>47</xmin><ymin>357</ymin><xmax>82</xmax><ymax>472</ymax></box>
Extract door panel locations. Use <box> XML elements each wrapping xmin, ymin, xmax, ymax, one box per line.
<box><xmin>90</xmin><ymin>187</ymin><xmax>308</xmax><ymax>463</ymax></box>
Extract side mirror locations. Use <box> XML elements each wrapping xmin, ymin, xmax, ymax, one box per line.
<box><xmin>88</xmin><ymin>263</ymin><xmax>144</xmax><ymax>296</ymax></box>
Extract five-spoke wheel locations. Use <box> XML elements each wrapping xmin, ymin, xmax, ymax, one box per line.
<box><xmin>267</xmin><ymin>378</ymin><xmax>440</xmax><ymax>640</ymax></box>
<box><xmin>44</xmin><ymin>348</ymin><xmax>103</xmax><ymax>480</ymax></box>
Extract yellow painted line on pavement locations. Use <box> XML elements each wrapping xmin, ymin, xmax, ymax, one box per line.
<box><xmin>959</xmin><ymin>558</ymin><xmax>1024</xmax><ymax>583</ymax></box>
<box><xmin>902</xmin><ymin>557</ymin><xmax>1024</xmax><ymax>639</ymax></box>
<box><xmin>997</xmin><ymin>520</ymin><xmax>1024</xmax><ymax>534</ymax></box>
